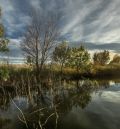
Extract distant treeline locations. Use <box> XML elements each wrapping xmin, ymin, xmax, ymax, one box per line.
<box><xmin>0</xmin><ymin>42</ymin><xmax>120</xmax><ymax>84</ymax></box>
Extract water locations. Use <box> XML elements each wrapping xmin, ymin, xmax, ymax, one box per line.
<box><xmin>0</xmin><ymin>79</ymin><xmax>120</xmax><ymax>129</ymax></box>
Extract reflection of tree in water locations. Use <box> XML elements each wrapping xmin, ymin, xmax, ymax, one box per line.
<box><xmin>70</xmin><ymin>80</ymin><xmax>94</xmax><ymax>109</ymax></box>
<box><xmin>96</xmin><ymin>80</ymin><xmax>110</xmax><ymax>89</ymax></box>
<box><xmin>0</xmin><ymin>117</ymin><xmax>11</xmax><ymax>129</ymax></box>
<box><xmin>0</xmin><ymin>86</ymin><xmax>16</xmax><ymax>110</ymax></box>
<box><xmin>0</xmin><ymin>79</ymin><xmax>113</xmax><ymax>129</ymax></box>
<box><xmin>17</xmin><ymin>80</ymin><xmax>100</xmax><ymax>129</ymax></box>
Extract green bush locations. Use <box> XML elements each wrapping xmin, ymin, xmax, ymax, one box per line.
<box><xmin>0</xmin><ymin>66</ymin><xmax>9</xmax><ymax>81</ymax></box>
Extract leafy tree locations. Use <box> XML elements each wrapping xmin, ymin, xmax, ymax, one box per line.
<box><xmin>0</xmin><ymin>8</ymin><xmax>9</xmax><ymax>52</ymax></box>
<box><xmin>93</xmin><ymin>50</ymin><xmax>110</xmax><ymax>65</ymax></box>
<box><xmin>0</xmin><ymin>66</ymin><xmax>9</xmax><ymax>81</ymax></box>
<box><xmin>110</xmin><ymin>54</ymin><xmax>120</xmax><ymax>64</ymax></box>
<box><xmin>67</xmin><ymin>45</ymin><xmax>90</xmax><ymax>73</ymax></box>
<box><xmin>26</xmin><ymin>55</ymin><xmax>34</xmax><ymax>66</ymax></box>
<box><xmin>0</xmin><ymin>24</ymin><xmax>4</xmax><ymax>37</ymax></box>
<box><xmin>52</xmin><ymin>41</ymin><xmax>70</xmax><ymax>74</ymax></box>
<box><xmin>0</xmin><ymin>8</ymin><xmax>9</xmax><ymax>80</ymax></box>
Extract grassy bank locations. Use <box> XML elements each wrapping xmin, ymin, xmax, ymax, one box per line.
<box><xmin>92</xmin><ymin>64</ymin><xmax>120</xmax><ymax>79</ymax></box>
<box><xmin>0</xmin><ymin>63</ymin><xmax>120</xmax><ymax>87</ymax></box>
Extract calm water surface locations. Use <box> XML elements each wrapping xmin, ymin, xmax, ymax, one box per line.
<box><xmin>0</xmin><ymin>79</ymin><xmax>120</xmax><ymax>129</ymax></box>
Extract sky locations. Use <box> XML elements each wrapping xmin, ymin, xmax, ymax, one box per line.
<box><xmin>0</xmin><ymin>0</ymin><xmax>120</xmax><ymax>63</ymax></box>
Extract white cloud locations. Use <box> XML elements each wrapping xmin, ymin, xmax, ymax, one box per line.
<box><xmin>62</xmin><ymin>0</ymin><xmax>101</xmax><ymax>35</ymax></box>
<box><xmin>1</xmin><ymin>0</ymin><xmax>120</xmax><ymax>44</ymax></box>
<box><xmin>61</xmin><ymin>0</ymin><xmax>120</xmax><ymax>43</ymax></box>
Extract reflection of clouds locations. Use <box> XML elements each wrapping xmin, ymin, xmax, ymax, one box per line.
<box><xmin>101</xmin><ymin>91</ymin><xmax>120</xmax><ymax>103</ymax></box>
<box><xmin>92</xmin><ymin>85</ymin><xmax>120</xmax><ymax>104</ymax></box>
<box><xmin>12</xmin><ymin>97</ymin><xmax>29</xmax><ymax>110</ymax></box>
<box><xmin>85</xmin><ymin>84</ymin><xmax>120</xmax><ymax>129</ymax></box>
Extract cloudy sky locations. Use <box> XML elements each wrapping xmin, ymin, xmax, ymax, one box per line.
<box><xmin>0</xmin><ymin>0</ymin><xmax>120</xmax><ymax>63</ymax></box>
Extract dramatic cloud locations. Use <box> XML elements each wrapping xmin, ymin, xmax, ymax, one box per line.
<box><xmin>62</xmin><ymin>0</ymin><xmax>120</xmax><ymax>43</ymax></box>
<box><xmin>0</xmin><ymin>0</ymin><xmax>120</xmax><ymax>63</ymax></box>
<box><xmin>1</xmin><ymin>0</ymin><xmax>120</xmax><ymax>43</ymax></box>
<box><xmin>0</xmin><ymin>39</ymin><xmax>25</xmax><ymax>64</ymax></box>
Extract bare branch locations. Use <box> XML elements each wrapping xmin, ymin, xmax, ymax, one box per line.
<box><xmin>21</xmin><ymin>8</ymin><xmax>61</xmax><ymax>75</ymax></box>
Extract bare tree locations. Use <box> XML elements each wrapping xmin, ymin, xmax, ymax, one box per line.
<box><xmin>21</xmin><ymin>9</ymin><xmax>61</xmax><ymax>78</ymax></box>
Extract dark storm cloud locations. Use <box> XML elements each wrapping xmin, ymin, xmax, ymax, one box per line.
<box><xmin>1</xmin><ymin>0</ymin><xmax>120</xmax><ymax>43</ymax></box>
<box><xmin>0</xmin><ymin>0</ymin><xmax>65</xmax><ymax>38</ymax></box>
<box><xmin>0</xmin><ymin>0</ymin><xmax>120</xmax><ymax>63</ymax></box>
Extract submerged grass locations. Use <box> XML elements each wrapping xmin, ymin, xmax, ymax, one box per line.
<box><xmin>0</xmin><ymin>117</ymin><xmax>11</xmax><ymax>128</ymax></box>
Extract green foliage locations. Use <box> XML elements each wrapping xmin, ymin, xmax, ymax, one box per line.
<box><xmin>0</xmin><ymin>38</ymin><xmax>9</xmax><ymax>52</ymax></box>
<box><xmin>0</xmin><ymin>66</ymin><xmax>9</xmax><ymax>81</ymax></box>
<box><xmin>93</xmin><ymin>50</ymin><xmax>110</xmax><ymax>65</ymax></box>
<box><xmin>0</xmin><ymin>8</ymin><xmax>9</xmax><ymax>52</ymax></box>
<box><xmin>110</xmin><ymin>54</ymin><xmax>120</xmax><ymax>64</ymax></box>
<box><xmin>52</xmin><ymin>41</ymin><xmax>70</xmax><ymax>74</ymax></box>
<box><xmin>0</xmin><ymin>24</ymin><xmax>4</xmax><ymax>37</ymax></box>
<box><xmin>66</xmin><ymin>45</ymin><xmax>90</xmax><ymax>72</ymax></box>
<box><xmin>53</xmin><ymin>41</ymin><xmax>70</xmax><ymax>64</ymax></box>
<box><xmin>0</xmin><ymin>8</ymin><xmax>4</xmax><ymax>37</ymax></box>
<box><xmin>52</xmin><ymin>44</ymin><xmax>90</xmax><ymax>74</ymax></box>
<box><xmin>26</xmin><ymin>55</ymin><xmax>34</xmax><ymax>66</ymax></box>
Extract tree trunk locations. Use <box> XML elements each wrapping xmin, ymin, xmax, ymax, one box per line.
<box><xmin>60</xmin><ymin>62</ymin><xmax>64</xmax><ymax>78</ymax></box>
<box><xmin>36</xmin><ymin>60</ymin><xmax>39</xmax><ymax>82</ymax></box>
<box><xmin>76</xmin><ymin>65</ymin><xmax>79</xmax><ymax>74</ymax></box>
<box><xmin>35</xmin><ymin>39</ymin><xmax>39</xmax><ymax>82</ymax></box>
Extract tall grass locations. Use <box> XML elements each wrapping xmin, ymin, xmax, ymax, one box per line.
<box><xmin>93</xmin><ymin>64</ymin><xmax>120</xmax><ymax>79</ymax></box>
<box><xmin>0</xmin><ymin>63</ymin><xmax>120</xmax><ymax>87</ymax></box>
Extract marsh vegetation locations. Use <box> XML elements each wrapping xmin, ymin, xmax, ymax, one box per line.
<box><xmin>0</xmin><ymin>79</ymin><xmax>120</xmax><ymax>129</ymax></box>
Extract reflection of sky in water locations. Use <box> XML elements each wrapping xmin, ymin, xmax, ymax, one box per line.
<box><xmin>0</xmin><ymin>82</ymin><xmax>120</xmax><ymax>129</ymax></box>
<box><xmin>92</xmin><ymin>85</ymin><xmax>120</xmax><ymax>103</ymax></box>
<box><xmin>0</xmin><ymin>97</ymin><xmax>29</xmax><ymax>118</ymax></box>
<box><xmin>83</xmin><ymin>84</ymin><xmax>120</xmax><ymax>129</ymax></box>
<box><xmin>64</xmin><ymin>84</ymin><xmax>120</xmax><ymax>129</ymax></box>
